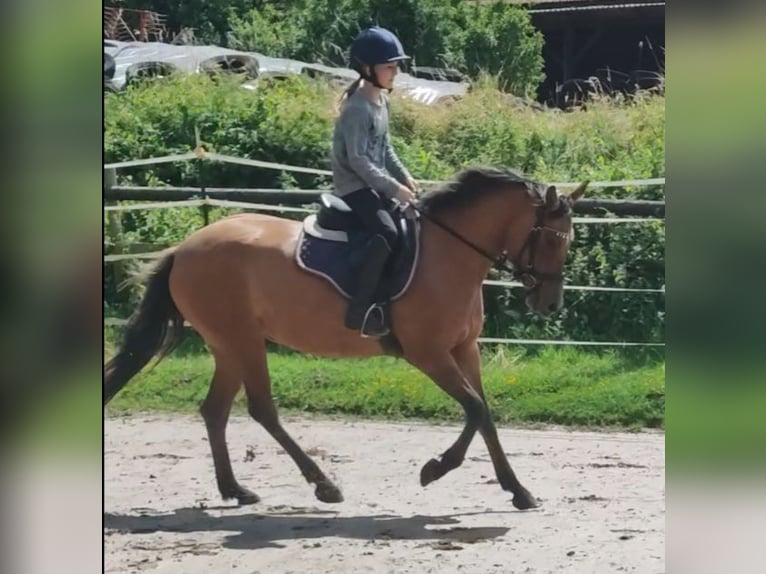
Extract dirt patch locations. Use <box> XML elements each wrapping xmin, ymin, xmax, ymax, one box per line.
<box><xmin>105</xmin><ymin>414</ymin><xmax>665</xmax><ymax>573</ymax></box>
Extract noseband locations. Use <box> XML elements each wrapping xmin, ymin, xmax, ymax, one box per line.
<box><xmin>512</xmin><ymin>204</ymin><xmax>570</xmax><ymax>288</ymax></box>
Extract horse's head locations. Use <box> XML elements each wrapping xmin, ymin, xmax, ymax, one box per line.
<box><xmin>511</xmin><ymin>181</ymin><xmax>588</xmax><ymax>316</ymax></box>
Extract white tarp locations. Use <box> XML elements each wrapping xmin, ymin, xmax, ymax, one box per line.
<box><xmin>104</xmin><ymin>40</ymin><xmax>469</xmax><ymax>106</ymax></box>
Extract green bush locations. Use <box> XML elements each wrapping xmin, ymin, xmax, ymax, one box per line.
<box><xmin>228</xmin><ymin>0</ymin><xmax>544</xmax><ymax>97</ymax></box>
<box><xmin>121</xmin><ymin>1</ymin><xmax>544</xmax><ymax>97</ymax></box>
<box><xmin>104</xmin><ymin>74</ymin><xmax>665</xmax><ymax>346</ymax></box>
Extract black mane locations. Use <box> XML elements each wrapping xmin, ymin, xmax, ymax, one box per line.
<box><xmin>417</xmin><ymin>166</ymin><xmax>545</xmax><ymax>215</ymax></box>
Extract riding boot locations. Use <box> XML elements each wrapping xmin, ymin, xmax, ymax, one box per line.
<box><xmin>345</xmin><ymin>234</ymin><xmax>392</xmax><ymax>337</ymax></box>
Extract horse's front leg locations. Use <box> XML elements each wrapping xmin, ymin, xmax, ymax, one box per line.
<box><xmin>452</xmin><ymin>340</ymin><xmax>538</xmax><ymax>510</ymax></box>
<box><xmin>408</xmin><ymin>353</ymin><xmax>486</xmax><ymax>486</ymax></box>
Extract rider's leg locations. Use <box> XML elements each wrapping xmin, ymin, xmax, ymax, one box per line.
<box><xmin>341</xmin><ymin>189</ymin><xmax>398</xmax><ymax>337</ymax></box>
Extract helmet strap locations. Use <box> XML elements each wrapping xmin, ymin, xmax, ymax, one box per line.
<box><xmin>360</xmin><ymin>65</ymin><xmax>386</xmax><ymax>90</ymax></box>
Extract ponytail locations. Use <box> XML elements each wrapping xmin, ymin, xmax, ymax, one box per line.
<box><xmin>340</xmin><ymin>77</ymin><xmax>362</xmax><ymax>104</ymax></box>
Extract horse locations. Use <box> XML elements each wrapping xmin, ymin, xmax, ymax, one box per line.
<box><xmin>104</xmin><ymin>167</ymin><xmax>587</xmax><ymax>510</ymax></box>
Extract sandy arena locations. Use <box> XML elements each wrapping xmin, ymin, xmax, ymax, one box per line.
<box><xmin>105</xmin><ymin>414</ymin><xmax>665</xmax><ymax>573</ymax></box>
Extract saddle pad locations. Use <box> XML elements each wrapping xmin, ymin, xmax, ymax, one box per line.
<box><xmin>295</xmin><ymin>215</ymin><xmax>420</xmax><ymax>301</ymax></box>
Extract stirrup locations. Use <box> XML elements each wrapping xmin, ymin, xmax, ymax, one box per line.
<box><xmin>360</xmin><ymin>304</ymin><xmax>389</xmax><ymax>338</ymax></box>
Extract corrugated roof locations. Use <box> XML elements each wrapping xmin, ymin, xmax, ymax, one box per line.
<box><xmin>470</xmin><ymin>0</ymin><xmax>662</xmax><ymax>6</ymax></box>
<box><xmin>529</xmin><ymin>1</ymin><xmax>664</xmax><ymax>14</ymax></box>
<box><xmin>471</xmin><ymin>0</ymin><xmax>654</xmax><ymax>4</ymax></box>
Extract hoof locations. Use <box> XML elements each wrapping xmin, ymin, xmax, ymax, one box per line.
<box><xmin>315</xmin><ymin>481</ymin><xmax>344</xmax><ymax>504</ymax></box>
<box><xmin>420</xmin><ymin>458</ymin><xmax>444</xmax><ymax>487</ymax></box>
<box><xmin>237</xmin><ymin>490</ymin><xmax>261</xmax><ymax>506</ymax></box>
<box><xmin>222</xmin><ymin>486</ymin><xmax>260</xmax><ymax>506</ymax></box>
<box><xmin>512</xmin><ymin>488</ymin><xmax>540</xmax><ymax>510</ymax></box>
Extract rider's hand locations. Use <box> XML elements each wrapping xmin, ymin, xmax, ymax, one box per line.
<box><xmin>406</xmin><ymin>177</ymin><xmax>420</xmax><ymax>193</ymax></box>
<box><xmin>396</xmin><ymin>185</ymin><xmax>415</xmax><ymax>204</ymax></box>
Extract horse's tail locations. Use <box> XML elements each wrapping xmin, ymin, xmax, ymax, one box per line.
<box><xmin>104</xmin><ymin>251</ymin><xmax>185</xmax><ymax>406</ymax></box>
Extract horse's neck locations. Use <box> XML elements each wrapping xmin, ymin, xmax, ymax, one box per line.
<box><xmin>423</xmin><ymin>191</ymin><xmax>532</xmax><ymax>286</ymax></box>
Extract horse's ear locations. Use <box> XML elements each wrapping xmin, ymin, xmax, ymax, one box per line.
<box><xmin>568</xmin><ymin>181</ymin><xmax>588</xmax><ymax>203</ymax></box>
<box><xmin>545</xmin><ymin>185</ymin><xmax>559</xmax><ymax>210</ymax></box>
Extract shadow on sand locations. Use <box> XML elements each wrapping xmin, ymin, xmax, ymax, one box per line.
<box><xmin>105</xmin><ymin>506</ymin><xmax>519</xmax><ymax>550</ymax></box>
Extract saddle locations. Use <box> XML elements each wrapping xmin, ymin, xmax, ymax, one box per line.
<box><xmin>295</xmin><ymin>193</ymin><xmax>420</xmax><ymax>314</ymax></box>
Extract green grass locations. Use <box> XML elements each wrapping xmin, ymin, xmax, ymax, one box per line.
<box><xmin>106</xmin><ymin>342</ymin><xmax>664</xmax><ymax>430</ymax></box>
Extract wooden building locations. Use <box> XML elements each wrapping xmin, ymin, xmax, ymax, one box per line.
<box><xmin>523</xmin><ymin>0</ymin><xmax>665</xmax><ymax>104</ymax></box>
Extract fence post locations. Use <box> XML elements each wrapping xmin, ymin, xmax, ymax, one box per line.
<box><xmin>105</xmin><ymin>168</ymin><xmax>117</xmax><ymax>189</ymax></box>
<box><xmin>104</xmin><ymin>168</ymin><xmax>128</xmax><ymax>289</ymax></box>
<box><xmin>193</xmin><ymin>124</ymin><xmax>211</xmax><ymax>227</ymax></box>
<box><xmin>201</xmin><ymin>197</ymin><xmax>210</xmax><ymax>226</ymax></box>
<box><xmin>198</xmin><ymin>160</ymin><xmax>210</xmax><ymax>227</ymax></box>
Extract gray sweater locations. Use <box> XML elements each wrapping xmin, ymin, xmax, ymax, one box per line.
<box><xmin>331</xmin><ymin>90</ymin><xmax>411</xmax><ymax>199</ymax></box>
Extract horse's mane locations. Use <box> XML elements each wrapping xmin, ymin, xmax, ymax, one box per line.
<box><xmin>417</xmin><ymin>166</ymin><xmax>548</xmax><ymax>215</ymax></box>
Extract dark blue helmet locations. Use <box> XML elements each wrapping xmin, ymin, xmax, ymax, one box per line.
<box><xmin>349</xmin><ymin>27</ymin><xmax>410</xmax><ymax>69</ymax></box>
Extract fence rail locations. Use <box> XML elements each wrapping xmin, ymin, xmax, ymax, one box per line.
<box><xmin>104</xmin><ymin>187</ymin><xmax>665</xmax><ymax>218</ymax></box>
<box><xmin>103</xmin><ymin>149</ymin><xmax>665</xmax><ymax>348</ymax></box>
<box><xmin>102</xmin><ymin>247</ymin><xmax>664</xmax><ymax>295</ymax></box>
<box><xmin>103</xmin><ymin>317</ymin><xmax>664</xmax><ymax>347</ymax></box>
<box><xmin>103</xmin><ymin>150</ymin><xmax>666</xmax><ymax>191</ymax></box>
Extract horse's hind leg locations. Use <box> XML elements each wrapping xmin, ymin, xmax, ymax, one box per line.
<box><xmin>200</xmin><ymin>353</ymin><xmax>259</xmax><ymax>505</ymax></box>
<box><xmin>238</xmin><ymin>340</ymin><xmax>344</xmax><ymax>504</ymax></box>
<box><xmin>452</xmin><ymin>341</ymin><xmax>538</xmax><ymax>510</ymax></box>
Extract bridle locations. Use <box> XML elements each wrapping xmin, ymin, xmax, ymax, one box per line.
<box><xmin>408</xmin><ymin>201</ymin><xmax>570</xmax><ymax>289</ymax></box>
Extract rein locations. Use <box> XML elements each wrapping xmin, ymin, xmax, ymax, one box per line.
<box><xmin>408</xmin><ymin>201</ymin><xmax>566</xmax><ymax>288</ymax></box>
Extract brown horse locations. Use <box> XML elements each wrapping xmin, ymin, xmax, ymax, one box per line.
<box><xmin>105</xmin><ymin>167</ymin><xmax>587</xmax><ymax>510</ymax></box>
